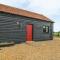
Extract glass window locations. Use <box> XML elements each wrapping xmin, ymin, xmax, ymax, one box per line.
<box><xmin>43</xmin><ymin>26</ymin><xmax>49</xmax><ymax>33</ymax></box>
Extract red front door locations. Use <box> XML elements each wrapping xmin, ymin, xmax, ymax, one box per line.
<box><xmin>26</xmin><ymin>24</ymin><xmax>33</xmax><ymax>41</ymax></box>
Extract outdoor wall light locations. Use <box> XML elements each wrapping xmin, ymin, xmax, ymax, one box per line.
<box><xmin>16</xmin><ymin>21</ymin><xmax>19</xmax><ymax>25</ymax></box>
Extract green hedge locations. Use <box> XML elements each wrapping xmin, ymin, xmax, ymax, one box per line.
<box><xmin>53</xmin><ymin>32</ymin><xmax>60</xmax><ymax>37</ymax></box>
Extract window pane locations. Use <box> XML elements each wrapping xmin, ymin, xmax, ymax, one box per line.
<box><xmin>43</xmin><ymin>26</ymin><xmax>46</xmax><ymax>32</ymax></box>
<box><xmin>43</xmin><ymin>26</ymin><xmax>49</xmax><ymax>33</ymax></box>
<box><xmin>46</xmin><ymin>26</ymin><xmax>49</xmax><ymax>33</ymax></box>
<box><xmin>43</xmin><ymin>26</ymin><xmax>45</xmax><ymax>28</ymax></box>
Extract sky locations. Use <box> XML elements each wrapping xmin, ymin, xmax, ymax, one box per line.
<box><xmin>0</xmin><ymin>0</ymin><xmax>60</xmax><ymax>32</ymax></box>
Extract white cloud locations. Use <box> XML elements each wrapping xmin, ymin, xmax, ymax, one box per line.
<box><xmin>0</xmin><ymin>0</ymin><xmax>30</xmax><ymax>8</ymax></box>
<box><xmin>0</xmin><ymin>0</ymin><xmax>27</xmax><ymax>6</ymax></box>
<box><xmin>26</xmin><ymin>0</ymin><xmax>60</xmax><ymax>16</ymax></box>
<box><xmin>10</xmin><ymin>0</ymin><xmax>21</xmax><ymax>2</ymax></box>
<box><xmin>0</xmin><ymin>0</ymin><xmax>22</xmax><ymax>3</ymax></box>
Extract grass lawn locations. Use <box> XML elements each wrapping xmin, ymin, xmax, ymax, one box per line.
<box><xmin>0</xmin><ymin>37</ymin><xmax>60</xmax><ymax>60</ymax></box>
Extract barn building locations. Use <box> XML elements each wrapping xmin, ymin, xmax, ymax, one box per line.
<box><xmin>0</xmin><ymin>4</ymin><xmax>53</xmax><ymax>43</ymax></box>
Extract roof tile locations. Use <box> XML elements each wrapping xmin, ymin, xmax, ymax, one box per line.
<box><xmin>0</xmin><ymin>4</ymin><xmax>53</xmax><ymax>22</ymax></box>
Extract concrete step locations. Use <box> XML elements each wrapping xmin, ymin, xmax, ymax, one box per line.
<box><xmin>0</xmin><ymin>42</ymin><xmax>15</xmax><ymax>47</ymax></box>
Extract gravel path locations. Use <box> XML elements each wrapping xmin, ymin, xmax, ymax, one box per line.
<box><xmin>0</xmin><ymin>37</ymin><xmax>60</xmax><ymax>60</ymax></box>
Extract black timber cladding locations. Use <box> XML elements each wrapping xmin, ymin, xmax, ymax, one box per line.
<box><xmin>0</xmin><ymin>12</ymin><xmax>53</xmax><ymax>43</ymax></box>
<box><xmin>0</xmin><ymin>12</ymin><xmax>26</xmax><ymax>43</ymax></box>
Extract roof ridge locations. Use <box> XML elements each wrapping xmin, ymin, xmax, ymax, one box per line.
<box><xmin>0</xmin><ymin>4</ymin><xmax>43</xmax><ymax>15</ymax></box>
<box><xmin>0</xmin><ymin>4</ymin><xmax>53</xmax><ymax>22</ymax></box>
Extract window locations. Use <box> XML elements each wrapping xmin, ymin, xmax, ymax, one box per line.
<box><xmin>43</xmin><ymin>26</ymin><xmax>49</xmax><ymax>33</ymax></box>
